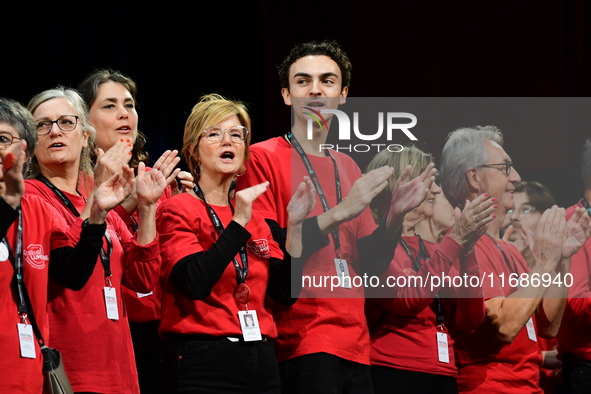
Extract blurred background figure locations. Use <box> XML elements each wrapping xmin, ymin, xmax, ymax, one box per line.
<box><xmin>501</xmin><ymin>181</ymin><xmax>557</xmax><ymax>267</ymax></box>
<box><xmin>366</xmin><ymin>146</ymin><xmax>492</xmax><ymax>394</ymax></box>
<box><xmin>501</xmin><ymin>181</ymin><xmax>560</xmax><ymax>394</ymax></box>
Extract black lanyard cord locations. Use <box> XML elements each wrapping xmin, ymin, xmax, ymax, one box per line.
<box><xmin>36</xmin><ymin>175</ymin><xmax>113</xmax><ymax>280</ymax></box>
<box><xmin>286</xmin><ymin>132</ymin><xmax>342</xmax><ymax>256</ymax></box>
<box><xmin>399</xmin><ymin>236</ymin><xmax>444</xmax><ymax>325</ymax></box>
<box><xmin>5</xmin><ymin>206</ymin><xmax>46</xmax><ymax>346</ymax></box>
<box><xmin>485</xmin><ymin>233</ymin><xmax>519</xmax><ymax>274</ymax></box>
<box><xmin>193</xmin><ymin>183</ymin><xmax>249</xmax><ymax>285</ymax></box>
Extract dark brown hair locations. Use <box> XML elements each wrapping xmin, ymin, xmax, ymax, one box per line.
<box><xmin>78</xmin><ymin>69</ymin><xmax>149</xmax><ymax>168</ymax></box>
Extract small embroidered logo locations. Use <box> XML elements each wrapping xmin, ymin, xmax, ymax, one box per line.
<box><xmin>24</xmin><ymin>244</ymin><xmax>48</xmax><ymax>270</ymax></box>
<box><xmin>248</xmin><ymin>239</ymin><xmax>270</xmax><ymax>259</ymax></box>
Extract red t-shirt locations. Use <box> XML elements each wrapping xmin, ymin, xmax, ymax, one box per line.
<box><xmin>0</xmin><ymin>195</ymin><xmax>71</xmax><ymax>394</ymax></box>
<box><xmin>237</xmin><ymin>137</ymin><xmax>377</xmax><ymax>365</ymax></box>
<box><xmin>25</xmin><ymin>178</ymin><xmax>161</xmax><ymax>394</ymax></box>
<box><xmin>368</xmin><ymin>235</ymin><xmax>485</xmax><ymax>377</ymax></box>
<box><xmin>116</xmin><ymin>176</ymin><xmax>173</xmax><ymax>323</ymax></box>
<box><xmin>157</xmin><ymin>192</ymin><xmax>283</xmax><ymax>337</ymax></box>
<box><xmin>454</xmin><ymin>235</ymin><xmax>543</xmax><ymax>394</ymax></box>
<box><xmin>556</xmin><ymin>202</ymin><xmax>591</xmax><ymax>361</ymax></box>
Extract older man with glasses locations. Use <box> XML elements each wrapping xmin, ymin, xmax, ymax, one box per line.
<box><xmin>439</xmin><ymin>125</ymin><xmax>590</xmax><ymax>394</ymax></box>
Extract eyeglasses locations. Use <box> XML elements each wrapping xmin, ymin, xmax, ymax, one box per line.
<box><xmin>35</xmin><ymin>115</ymin><xmax>79</xmax><ymax>135</ymax></box>
<box><xmin>477</xmin><ymin>161</ymin><xmax>514</xmax><ymax>176</ymax></box>
<box><xmin>202</xmin><ymin>126</ymin><xmax>249</xmax><ymax>143</ymax></box>
<box><xmin>0</xmin><ymin>131</ymin><xmax>22</xmax><ymax>149</ymax></box>
<box><xmin>507</xmin><ymin>204</ymin><xmax>537</xmax><ymax>218</ymax></box>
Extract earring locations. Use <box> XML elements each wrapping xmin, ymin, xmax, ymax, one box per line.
<box><xmin>236</xmin><ymin>165</ymin><xmax>246</xmax><ymax>177</ymax></box>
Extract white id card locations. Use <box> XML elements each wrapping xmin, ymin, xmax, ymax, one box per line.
<box><xmin>0</xmin><ymin>242</ymin><xmax>9</xmax><ymax>261</ymax></box>
<box><xmin>17</xmin><ymin>323</ymin><xmax>36</xmax><ymax>359</ymax></box>
<box><xmin>136</xmin><ymin>291</ymin><xmax>153</xmax><ymax>298</ymax></box>
<box><xmin>238</xmin><ymin>310</ymin><xmax>262</xmax><ymax>342</ymax></box>
<box><xmin>436</xmin><ymin>332</ymin><xmax>450</xmax><ymax>363</ymax></box>
<box><xmin>103</xmin><ymin>287</ymin><xmax>119</xmax><ymax>320</ymax></box>
<box><xmin>334</xmin><ymin>258</ymin><xmax>352</xmax><ymax>289</ymax></box>
<box><xmin>525</xmin><ymin>317</ymin><xmax>537</xmax><ymax>342</ymax></box>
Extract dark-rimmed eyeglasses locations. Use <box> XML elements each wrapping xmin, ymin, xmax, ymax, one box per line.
<box><xmin>202</xmin><ymin>126</ymin><xmax>249</xmax><ymax>143</ymax></box>
<box><xmin>477</xmin><ymin>161</ymin><xmax>514</xmax><ymax>176</ymax></box>
<box><xmin>35</xmin><ymin>115</ymin><xmax>79</xmax><ymax>135</ymax></box>
<box><xmin>507</xmin><ymin>204</ymin><xmax>537</xmax><ymax>218</ymax></box>
<box><xmin>0</xmin><ymin>131</ymin><xmax>22</xmax><ymax>149</ymax></box>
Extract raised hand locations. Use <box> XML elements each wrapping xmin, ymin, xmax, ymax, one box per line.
<box><xmin>0</xmin><ymin>140</ymin><xmax>27</xmax><ymax>209</ymax></box>
<box><xmin>136</xmin><ymin>162</ymin><xmax>168</xmax><ymax>207</ymax></box>
<box><xmin>337</xmin><ymin>166</ymin><xmax>394</xmax><ymax>222</ymax></box>
<box><xmin>562</xmin><ymin>206</ymin><xmax>591</xmax><ymax>259</ymax></box>
<box><xmin>385</xmin><ymin>163</ymin><xmax>437</xmax><ymax>235</ymax></box>
<box><xmin>152</xmin><ymin>149</ymin><xmax>182</xmax><ymax>187</ymax></box>
<box><xmin>171</xmin><ymin>171</ymin><xmax>195</xmax><ymax>195</ymax></box>
<box><xmin>402</xmin><ymin>205</ymin><xmax>426</xmax><ymax>236</ymax></box>
<box><xmin>90</xmin><ymin>165</ymin><xmax>135</xmax><ymax>223</ymax></box>
<box><xmin>450</xmin><ymin>194</ymin><xmax>497</xmax><ymax>252</ymax></box>
<box><xmin>94</xmin><ymin>139</ymin><xmax>133</xmax><ymax>186</ymax></box>
<box><xmin>531</xmin><ymin>206</ymin><xmax>567</xmax><ymax>271</ymax></box>
<box><xmin>389</xmin><ymin>163</ymin><xmax>437</xmax><ymax>217</ymax></box>
<box><xmin>287</xmin><ymin>176</ymin><xmax>316</xmax><ymax>227</ymax></box>
<box><xmin>502</xmin><ymin>225</ymin><xmax>529</xmax><ymax>254</ymax></box>
<box><xmin>233</xmin><ymin>181</ymin><xmax>269</xmax><ymax>227</ymax></box>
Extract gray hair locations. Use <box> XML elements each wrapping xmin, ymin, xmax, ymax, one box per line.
<box><xmin>440</xmin><ymin>125</ymin><xmax>503</xmax><ymax>209</ymax></box>
<box><xmin>0</xmin><ymin>98</ymin><xmax>38</xmax><ymax>174</ymax></box>
<box><xmin>27</xmin><ymin>87</ymin><xmax>96</xmax><ymax>178</ymax></box>
<box><xmin>581</xmin><ymin>138</ymin><xmax>591</xmax><ymax>190</ymax></box>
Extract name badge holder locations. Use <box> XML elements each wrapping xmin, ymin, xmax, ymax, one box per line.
<box><xmin>287</xmin><ymin>133</ymin><xmax>351</xmax><ymax>288</ymax></box>
<box><xmin>401</xmin><ymin>236</ymin><xmax>450</xmax><ymax>363</ymax></box>
<box><xmin>6</xmin><ymin>207</ymin><xmax>37</xmax><ymax>358</ymax></box>
<box><xmin>193</xmin><ymin>183</ymin><xmax>262</xmax><ymax>341</ymax></box>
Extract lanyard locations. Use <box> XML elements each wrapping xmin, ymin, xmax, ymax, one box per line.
<box><xmin>4</xmin><ymin>207</ymin><xmax>26</xmax><ymax>316</ymax></box>
<box><xmin>485</xmin><ymin>233</ymin><xmax>519</xmax><ymax>274</ymax></box>
<box><xmin>6</xmin><ymin>206</ymin><xmax>46</xmax><ymax>346</ymax></box>
<box><xmin>399</xmin><ymin>236</ymin><xmax>444</xmax><ymax>325</ymax></box>
<box><xmin>36</xmin><ymin>175</ymin><xmax>113</xmax><ymax>283</ymax></box>
<box><xmin>192</xmin><ymin>183</ymin><xmax>249</xmax><ymax>285</ymax></box>
<box><xmin>286</xmin><ymin>132</ymin><xmax>343</xmax><ymax>257</ymax></box>
<box><xmin>399</xmin><ymin>236</ymin><xmax>430</xmax><ymax>272</ymax></box>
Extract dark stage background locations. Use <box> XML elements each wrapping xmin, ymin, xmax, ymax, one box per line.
<box><xmin>2</xmin><ymin>1</ymin><xmax>590</xmax><ymax>207</ymax></box>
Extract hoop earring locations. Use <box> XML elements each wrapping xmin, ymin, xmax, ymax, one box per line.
<box><xmin>236</xmin><ymin>165</ymin><xmax>246</xmax><ymax>177</ymax></box>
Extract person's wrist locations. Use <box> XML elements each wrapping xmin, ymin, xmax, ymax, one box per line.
<box><xmin>2</xmin><ymin>194</ymin><xmax>22</xmax><ymax>210</ymax></box>
<box><xmin>89</xmin><ymin>203</ymin><xmax>107</xmax><ymax>225</ymax></box>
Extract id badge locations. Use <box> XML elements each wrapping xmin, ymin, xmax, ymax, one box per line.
<box><xmin>334</xmin><ymin>258</ymin><xmax>352</xmax><ymax>289</ymax></box>
<box><xmin>0</xmin><ymin>242</ymin><xmax>9</xmax><ymax>261</ymax></box>
<box><xmin>436</xmin><ymin>332</ymin><xmax>450</xmax><ymax>363</ymax></box>
<box><xmin>238</xmin><ymin>310</ymin><xmax>262</xmax><ymax>342</ymax></box>
<box><xmin>525</xmin><ymin>316</ymin><xmax>537</xmax><ymax>342</ymax></box>
<box><xmin>103</xmin><ymin>287</ymin><xmax>119</xmax><ymax>320</ymax></box>
<box><xmin>17</xmin><ymin>323</ymin><xmax>36</xmax><ymax>359</ymax></box>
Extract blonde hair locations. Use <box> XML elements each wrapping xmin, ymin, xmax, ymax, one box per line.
<box><xmin>366</xmin><ymin>145</ymin><xmax>434</xmax><ymax>219</ymax></box>
<box><xmin>182</xmin><ymin>94</ymin><xmax>251</xmax><ymax>180</ymax></box>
